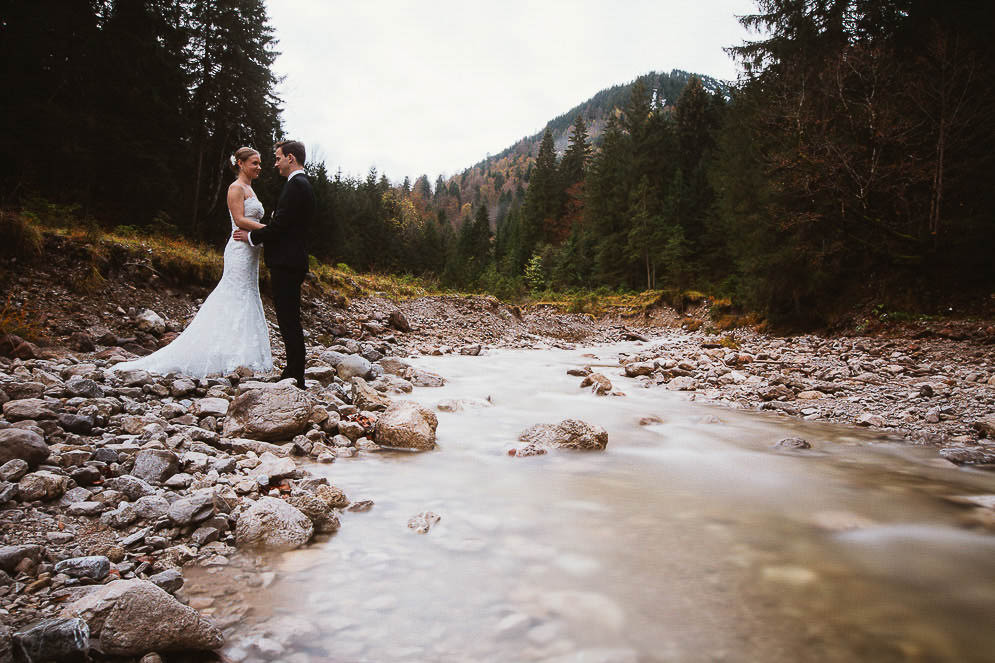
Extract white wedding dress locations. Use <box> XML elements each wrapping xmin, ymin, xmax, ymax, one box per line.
<box><xmin>111</xmin><ymin>197</ymin><xmax>273</xmax><ymax>378</ymax></box>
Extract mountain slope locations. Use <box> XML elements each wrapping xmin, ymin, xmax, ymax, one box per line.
<box><xmin>425</xmin><ymin>69</ymin><xmax>726</xmax><ymax>227</ymax></box>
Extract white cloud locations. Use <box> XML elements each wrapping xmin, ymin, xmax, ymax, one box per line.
<box><xmin>266</xmin><ymin>0</ymin><xmax>757</xmax><ymax>183</ymax></box>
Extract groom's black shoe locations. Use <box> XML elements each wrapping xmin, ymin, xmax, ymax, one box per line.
<box><xmin>279</xmin><ymin>369</ymin><xmax>305</xmax><ymax>390</ymax></box>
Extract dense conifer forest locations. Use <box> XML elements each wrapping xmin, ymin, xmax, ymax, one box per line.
<box><xmin>3</xmin><ymin>0</ymin><xmax>993</xmax><ymax>324</ymax></box>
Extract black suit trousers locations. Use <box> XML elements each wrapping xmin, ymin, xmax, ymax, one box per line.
<box><xmin>270</xmin><ymin>266</ymin><xmax>306</xmax><ymax>386</ymax></box>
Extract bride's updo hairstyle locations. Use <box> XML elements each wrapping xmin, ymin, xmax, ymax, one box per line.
<box><xmin>230</xmin><ymin>147</ymin><xmax>260</xmax><ymax>173</ymax></box>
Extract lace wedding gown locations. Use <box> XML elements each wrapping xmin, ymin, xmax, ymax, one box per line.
<box><xmin>111</xmin><ymin>197</ymin><xmax>273</xmax><ymax>378</ymax></box>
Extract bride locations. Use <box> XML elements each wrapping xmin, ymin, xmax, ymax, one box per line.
<box><xmin>111</xmin><ymin>147</ymin><xmax>273</xmax><ymax>378</ymax></box>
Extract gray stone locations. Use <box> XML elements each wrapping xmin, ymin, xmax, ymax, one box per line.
<box><xmin>666</xmin><ymin>376</ymin><xmax>698</xmax><ymax>391</ymax></box>
<box><xmin>193</xmin><ymin>397</ymin><xmax>229</xmax><ymax>418</ymax></box>
<box><xmin>134</xmin><ymin>495</ymin><xmax>171</xmax><ymax>520</ymax></box>
<box><xmin>58</xmin><ymin>412</ymin><xmax>95</xmax><ymax>434</ymax></box>
<box><xmin>116</xmin><ymin>369</ymin><xmax>153</xmax><ymax>387</ymax></box>
<box><xmin>67</xmin><ymin>501</ymin><xmax>104</xmax><ymax>517</ymax></box>
<box><xmin>775</xmin><ymin>437</ymin><xmax>811</xmax><ymax>450</ymax></box>
<box><xmin>0</xmin><ymin>428</ymin><xmax>50</xmax><ymax>468</ymax></box>
<box><xmin>135</xmin><ymin>309</ymin><xmax>167</xmax><ymax>335</ymax></box>
<box><xmin>409</xmin><ymin>369</ymin><xmax>446</xmax><ymax>387</ymax></box>
<box><xmin>856</xmin><ymin>412</ymin><xmax>885</xmax><ymax>427</ymax></box>
<box><xmin>13</xmin><ymin>618</ymin><xmax>90</xmax><ymax>663</ymax></box>
<box><xmin>0</xmin><ymin>458</ymin><xmax>29</xmax><ymax>482</ymax></box>
<box><xmin>102</xmin><ymin>502</ymin><xmax>139</xmax><ymax>528</ymax></box>
<box><xmin>55</xmin><ymin>556</ymin><xmax>111</xmax><ymax>580</ymax></box>
<box><xmin>304</xmin><ymin>365</ymin><xmax>338</xmax><ymax>385</ymax></box>
<box><xmin>0</xmin><ymin>544</ymin><xmax>43</xmax><ymax>573</ymax></box>
<box><xmin>939</xmin><ymin>446</ymin><xmax>995</xmax><ymax>465</ymax></box>
<box><xmin>407</xmin><ymin>511</ymin><xmax>440</xmax><ymax>534</ymax></box>
<box><xmin>517</xmin><ymin>419</ymin><xmax>608</xmax><ymax>451</ymax></box>
<box><xmin>148</xmin><ymin>568</ymin><xmax>184</xmax><ymax>594</ymax></box>
<box><xmin>235</xmin><ymin>496</ymin><xmax>313</xmax><ymax>550</ymax></box>
<box><xmin>0</xmin><ymin>481</ymin><xmax>17</xmax><ymax>502</ymax></box>
<box><xmin>65</xmin><ymin>376</ymin><xmax>103</xmax><ymax>399</ymax></box>
<box><xmin>191</xmin><ymin>526</ymin><xmax>220</xmax><ymax>546</ymax></box>
<box><xmin>336</xmin><ymin>355</ymin><xmax>372</xmax><ymax>380</ymax></box>
<box><xmin>287</xmin><ymin>491</ymin><xmax>340</xmax><ymax>534</ymax></box>
<box><xmin>168</xmin><ymin>491</ymin><xmax>216</xmax><ymax>525</ymax></box>
<box><xmin>222</xmin><ymin>384</ymin><xmax>313</xmax><ymax>442</ymax></box>
<box><xmin>170</xmin><ymin>378</ymin><xmax>196</xmax><ymax>397</ymax></box>
<box><xmin>131</xmin><ymin>449</ymin><xmax>179</xmax><ymax>484</ymax></box>
<box><xmin>103</xmin><ymin>475</ymin><xmax>156</xmax><ymax>500</ymax></box>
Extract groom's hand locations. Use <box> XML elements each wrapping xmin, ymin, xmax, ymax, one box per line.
<box><xmin>232</xmin><ymin>229</ymin><xmax>249</xmax><ymax>242</ymax></box>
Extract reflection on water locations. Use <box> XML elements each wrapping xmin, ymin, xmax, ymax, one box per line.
<box><xmin>189</xmin><ymin>342</ymin><xmax>995</xmax><ymax>662</ymax></box>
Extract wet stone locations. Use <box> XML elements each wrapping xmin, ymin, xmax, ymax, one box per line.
<box><xmin>12</xmin><ymin>617</ymin><xmax>90</xmax><ymax>663</ymax></box>
<box><xmin>775</xmin><ymin>437</ymin><xmax>811</xmax><ymax>450</ymax></box>
<box><xmin>54</xmin><ymin>556</ymin><xmax>110</xmax><ymax>581</ymax></box>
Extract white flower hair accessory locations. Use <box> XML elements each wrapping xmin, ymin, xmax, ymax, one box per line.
<box><xmin>230</xmin><ymin>154</ymin><xmax>237</xmax><ymax>166</ymax></box>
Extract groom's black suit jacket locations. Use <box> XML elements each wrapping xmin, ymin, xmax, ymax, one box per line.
<box><xmin>250</xmin><ymin>172</ymin><xmax>313</xmax><ymax>272</ymax></box>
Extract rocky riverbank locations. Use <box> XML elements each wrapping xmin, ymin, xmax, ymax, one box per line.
<box><xmin>573</xmin><ymin>325</ymin><xmax>995</xmax><ymax>465</ymax></box>
<box><xmin>2</xmin><ymin>259</ymin><xmax>994</xmax><ymax>659</ymax></box>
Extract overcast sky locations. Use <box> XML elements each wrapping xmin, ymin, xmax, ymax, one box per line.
<box><xmin>265</xmin><ymin>0</ymin><xmax>758</xmax><ymax>184</ymax></box>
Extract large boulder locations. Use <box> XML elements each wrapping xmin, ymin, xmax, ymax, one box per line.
<box><xmin>235</xmin><ymin>496</ymin><xmax>313</xmax><ymax>550</ymax></box>
<box><xmin>130</xmin><ymin>449</ymin><xmax>179</xmax><ymax>484</ymax></box>
<box><xmin>0</xmin><ymin>428</ymin><xmax>49</xmax><ymax>468</ymax></box>
<box><xmin>517</xmin><ymin>419</ymin><xmax>608</xmax><ymax>452</ymax></box>
<box><xmin>374</xmin><ymin>401</ymin><xmax>438</xmax><ymax>450</ymax></box>
<box><xmin>222</xmin><ymin>383</ymin><xmax>313</xmax><ymax>441</ymax></box>
<box><xmin>2</xmin><ymin>398</ymin><xmax>56</xmax><ymax>421</ymax></box>
<box><xmin>60</xmin><ymin>579</ymin><xmax>223</xmax><ymax>655</ymax></box>
<box><xmin>336</xmin><ymin>355</ymin><xmax>372</xmax><ymax>380</ymax></box>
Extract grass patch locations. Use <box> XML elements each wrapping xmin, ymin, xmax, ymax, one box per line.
<box><xmin>0</xmin><ymin>210</ymin><xmax>44</xmax><ymax>258</ymax></box>
<box><xmin>0</xmin><ymin>294</ymin><xmax>44</xmax><ymax>342</ymax></box>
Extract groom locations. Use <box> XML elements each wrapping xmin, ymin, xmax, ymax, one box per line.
<box><xmin>233</xmin><ymin>139</ymin><xmax>314</xmax><ymax>389</ymax></box>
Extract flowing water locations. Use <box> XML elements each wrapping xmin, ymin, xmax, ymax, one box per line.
<box><xmin>193</xmin><ymin>342</ymin><xmax>995</xmax><ymax>663</ymax></box>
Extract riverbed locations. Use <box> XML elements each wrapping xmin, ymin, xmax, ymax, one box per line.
<box><xmin>195</xmin><ymin>341</ymin><xmax>995</xmax><ymax>663</ymax></box>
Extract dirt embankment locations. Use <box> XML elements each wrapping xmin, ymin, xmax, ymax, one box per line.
<box><xmin>3</xmin><ymin>239</ymin><xmax>994</xmax><ymax>460</ymax></box>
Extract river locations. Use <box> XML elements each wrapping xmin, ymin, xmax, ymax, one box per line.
<box><xmin>192</xmin><ymin>341</ymin><xmax>995</xmax><ymax>663</ymax></box>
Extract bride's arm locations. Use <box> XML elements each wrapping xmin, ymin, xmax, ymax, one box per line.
<box><xmin>226</xmin><ymin>184</ymin><xmax>265</xmax><ymax>231</ymax></box>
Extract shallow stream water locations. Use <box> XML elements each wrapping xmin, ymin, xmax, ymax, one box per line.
<box><xmin>192</xmin><ymin>341</ymin><xmax>995</xmax><ymax>663</ymax></box>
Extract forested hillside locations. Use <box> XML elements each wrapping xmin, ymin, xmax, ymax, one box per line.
<box><xmin>3</xmin><ymin>1</ymin><xmax>993</xmax><ymax>325</ymax></box>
